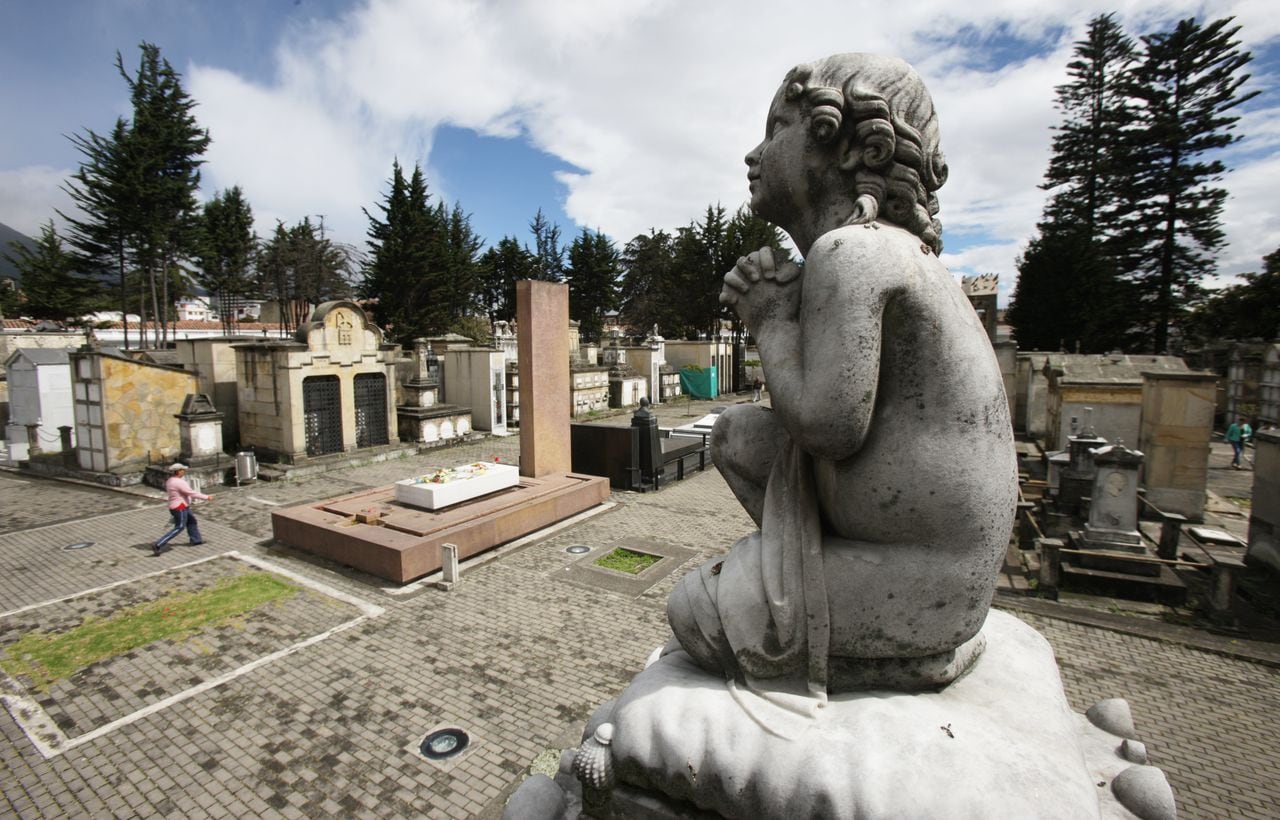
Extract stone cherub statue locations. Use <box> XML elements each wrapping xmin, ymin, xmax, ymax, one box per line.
<box><xmin>506</xmin><ymin>54</ymin><xmax>1177</xmax><ymax>820</ymax></box>
<box><xmin>667</xmin><ymin>52</ymin><xmax>1017</xmax><ymax>693</ymax></box>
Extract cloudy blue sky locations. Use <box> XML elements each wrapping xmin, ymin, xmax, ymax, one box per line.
<box><xmin>1</xmin><ymin>0</ymin><xmax>1277</xmax><ymax>306</ymax></box>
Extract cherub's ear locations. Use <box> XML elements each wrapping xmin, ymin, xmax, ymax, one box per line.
<box><xmin>836</xmin><ymin>135</ymin><xmax>860</xmax><ymax>172</ymax></box>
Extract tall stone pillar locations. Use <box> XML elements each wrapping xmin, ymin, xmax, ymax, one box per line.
<box><xmin>517</xmin><ymin>281</ymin><xmax>571</xmax><ymax>478</ymax></box>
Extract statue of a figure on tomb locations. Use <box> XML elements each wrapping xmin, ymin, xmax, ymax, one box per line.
<box><xmin>667</xmin><ymin>53</ymin><xmax>1018</xmax><ymax>692</ymax></box>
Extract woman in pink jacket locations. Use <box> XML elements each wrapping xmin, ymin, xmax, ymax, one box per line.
<box><xmin>154</xmin><ymin>463</ymin><xmax>215</xmax><ymax>555</ymax></box>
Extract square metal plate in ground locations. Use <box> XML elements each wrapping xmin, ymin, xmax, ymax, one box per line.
<box><xmin>555</xmin><ymin>538</ymin><xmax>698</xmax><ymax>596</ymax></box>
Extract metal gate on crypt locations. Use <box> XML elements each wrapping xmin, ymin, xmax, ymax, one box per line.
<box><xmin>354</xmin><ymin>372</ymin><xmax>389</xmax><ymax>448</ymax></box>
<box><xmin>303</xmin><ymin>375</ymin><xmax>343</xmax><ymax>456</ymax></box>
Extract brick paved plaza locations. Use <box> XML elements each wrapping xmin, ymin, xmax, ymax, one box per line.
<box><xmin>0</xmin><ymin>399</ymin><xmax>1277</xmax><ymax>818</ymax></box>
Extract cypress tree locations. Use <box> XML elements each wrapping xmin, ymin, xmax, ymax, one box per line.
<box><xmin>60</xmin><ymin>118</ymin><xmax>139</xmax><ymax>346</ymax></box>
<box><xmin>118</xmin><ymin>42</ymin><xmax>211</xmax><ymax>346</ymax></box>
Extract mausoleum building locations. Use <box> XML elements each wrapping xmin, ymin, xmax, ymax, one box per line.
<box><xmin>234</xmin><ymin>301</ymin><xmax>399</xmax><ymax>463</ymax></box>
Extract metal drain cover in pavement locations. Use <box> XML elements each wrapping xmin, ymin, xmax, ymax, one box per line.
<box><xmin>62</xmin><ymin>542</ymin><xmax>94</xmax><ymax>551</ymax></box>
<box><xmin>419</xmin><ymin>728</ymin><xmax>469</xmax><ymax>760</ymax></box>
<box><xmin>566</xmin><ymin>545</ymin><xmax>591</xmax><ymax>555</ymax></box>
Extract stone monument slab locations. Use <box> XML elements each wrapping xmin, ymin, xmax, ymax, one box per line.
<box><xmin>394</xmin><ymin>462</ymin><xmax>519</xmax><ymax>510</ymax></box>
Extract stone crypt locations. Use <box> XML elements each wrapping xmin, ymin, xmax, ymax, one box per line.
<box><xmin>505</xmin><ymin>53</ymin><xmax>1175</xmax><ymax>819</ymax></box>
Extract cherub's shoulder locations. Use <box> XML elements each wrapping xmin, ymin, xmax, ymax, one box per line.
<box><xmin>806</xmin><ymin>222</ymin><xmax>928</xmax><ymax>288</ymax></box>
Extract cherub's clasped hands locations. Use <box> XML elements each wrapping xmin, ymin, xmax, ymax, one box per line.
<box><xmin>719</xmin><ymin>246</ymin><xmax>802</xmax><ymax>330</ymax></box>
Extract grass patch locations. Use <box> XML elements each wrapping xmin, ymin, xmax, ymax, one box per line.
<box><xmin>594</xmin><ymin>547</ymin><xmax>659</xmax><ymax>575</ymax></box>
<box><xmin>1228</xmin><ymin>496</ymin><xmax>1252</xmax><ymax>510</ymax></box>
<box><xmin>0</xmin><ymin>572</ymin><xmax>298</xmax><ymax>690</ymax></box>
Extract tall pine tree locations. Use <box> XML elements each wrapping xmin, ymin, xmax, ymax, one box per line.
<box><xmin>1122</xmin><ymin>17</ymin><xmax>1258</xmax><ymax>352</ymax></box>
<box><xmin>478</xmin><ymin>236</ymin><xmax>535</xmax><ymax>323</ymax></box>
<box><xmin>1010</xmin><ymin>14</ymin><xmax>1140</xmax><ymax>353</ymax></box>
<box><xmin>528</xmin><ymin>209</ymin><xmax>564</xmax><ymax>282</ymax></box>
<box><xmin>619</xmin><ymin>229</ymin><xmax>679</xmax><ymax>335</ymax></box>
<box><xmin>360</xmin><ymin>161</ymin><xmax>483</xmax><ymax>344</ymax></box>
<box><xmin>60</xmin><ymin>118</ymin><xmax>140</xmax><ymax>345</ymax></box>
<box><xmin>119</xmin><ymin>42</ymin><xmax>211</xmax><ymax>346</ymax></box>
<box><xmin>196</xmin><ymin>186</ymin><xmax>257</xmax><ymax>334</ymax></box>
<box><xmin>566</xmin><ymin>228</ymin><xmax>621</xmax><ymax>341</ymax></box>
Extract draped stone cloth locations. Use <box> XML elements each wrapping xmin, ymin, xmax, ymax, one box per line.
<box><xmin>669</xmin><ymin>437</ymin><xmax>832</xmax><ymax>690</ymax></box>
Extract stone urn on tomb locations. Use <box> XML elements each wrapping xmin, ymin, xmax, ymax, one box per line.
<box><xmin>504</xmin><ymin>52</ymin><xmax>1176</xmax><ymax>820</ymax></box>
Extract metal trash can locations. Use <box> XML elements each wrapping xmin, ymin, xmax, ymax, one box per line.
<box><xmin>235</xmin><ymin>451</ymin><xmax>258</xmax><ymax>484</ymax></box>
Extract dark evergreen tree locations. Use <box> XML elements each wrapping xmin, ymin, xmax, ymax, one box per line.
<box><xmin>1010</xmin><ymin>14</ymin><xmax>1139</xmax><ymax>352</ymax></box>
<box><xmin>478</xmin><ymin>236</ymin><xmax>536</xmax><ymax>323</ymax></box>
<box><xmin>361</xmin><ymin>161</ymin><xmax>440</xmax><ymax>341</ymax></box>
<box><xmin>196</xmin><ymin>186</ymin><xmax>256</xmax><ymax>334</ymax></box>
<box><xmin>619</xmin><ymin>229</ymin><xmax>679</xmax><ymax>335</ymax></box>
<box><xmin>60</xmin><ymin>118</ymin><xmax>140</xmax><ymax>345</ymax></box>
<box><xmin>438</xmin><ymin>201</ymin><xmax>485</xmax><ymax>332</ymax></box>
<box><xmin>360</xmin><ymin>161</ymin><xmax>483</xmax><ymax>344</ymax></box>
<box><xmin>528</xmin><ymin>209</ymin><xmax>564</xmax><ymax>282</ymax></box>
<box><xmin>1007</xmin><ymin>231</ymin><xmax>1138</xmax><ymax>352</ymax></box>
<box><xmin>565</xmin><ymin>228</ymin><xmax>621</xmax><ymax>341</ymax></box>
<box><xmin>1184</xmin><ymin>247</ymin><xmax>1280</xmax><ymax>343</ymax></box>
<box><xmin>1122</xmin><ymin>17</ymin><xmax>1259</xmax><ymax>353</ymax></box>
<box><xmin>118</xmin><ymin>42</ymin><xmax>211</xmax><ymax>346</ymax></box>
<box><xmin>1040</xmin><ymin>14</ymin><xmax>1137</xmax><ymax>242</ymax></box>
<box><xmin>2</xmin><ymin>222</ymin><xmax>104</xmax><ymax>321</ymax></box>
<box><xmin>671</xmin><ymin>204</ymin><xmax>732</xmax><ymax>339</ymax></box>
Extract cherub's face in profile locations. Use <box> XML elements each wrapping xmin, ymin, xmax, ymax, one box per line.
<box><xmin>745</xmin><ymin>90</ymin><xmax>814</xmax><ymax>228</ymax></box>
<box><xmin>746</xmin><ymin>85</ymin><xmax>847</xmax><ymax>237</ymax></box>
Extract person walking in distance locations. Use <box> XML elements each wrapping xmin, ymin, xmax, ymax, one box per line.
<box><xmin>1226</xmin><ymin>416</ymin><xmax>1252</xmax><ymax>469</ymax></box>
<box><xmin>154</xmin><ymin>463</ymin><xmax>214</xmax><ymax>555</ymax></box>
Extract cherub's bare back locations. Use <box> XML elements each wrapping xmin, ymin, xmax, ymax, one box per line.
<box><xmin>812</xmin><ymin>226</ymin><xmax>1015</xmax><ymax>549</ymax></box>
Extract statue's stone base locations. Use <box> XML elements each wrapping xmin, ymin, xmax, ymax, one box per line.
<box><xmin>505</xmin><ymin>610</ymin><xmax>1175</xmax><ymax>819</ymax></box>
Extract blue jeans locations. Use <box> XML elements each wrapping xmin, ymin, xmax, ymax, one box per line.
<box><xmin>1231</xmin><ymin>440</ymin><xmax>1244</xmax><ymax>466</ymax></box>
<box><xmin>156</xmin><ymin>506</ymin><xmax>203</xmax><ymax>549</ymax></box>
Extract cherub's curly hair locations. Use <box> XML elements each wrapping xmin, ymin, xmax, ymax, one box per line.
<box><xmin>781</xmin><ymin>54</ymin><xmax>948</xmax><ymax>254</ymax></box>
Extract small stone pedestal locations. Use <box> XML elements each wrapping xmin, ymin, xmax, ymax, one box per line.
<box><xmin>176</xmin><ymin>394</ymin><xmax>224</xmax><ymax>465</ymax></box>
<box><xmin>505</xmin><ymin>610</ymin><xmax>1176</xmax><ymax>819</ymax></box>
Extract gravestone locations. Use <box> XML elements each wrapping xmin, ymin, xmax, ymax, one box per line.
<box><xmin>1082</xmin><ymin>444</ymin><xmax>1144</xmax><ymax>548</ymax></box>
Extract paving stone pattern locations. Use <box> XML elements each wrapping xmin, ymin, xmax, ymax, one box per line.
<box><xmin>1</xmin><ymin>555</ymin><xmax>361</xmax><ymax>738</ymax></box>
<box><xmin>0</xmin><ymin>404</ymin><xmax>1276</xmax><ymax>818</ymax></box>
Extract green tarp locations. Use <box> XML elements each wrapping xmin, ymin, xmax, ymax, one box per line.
<box><xmin>679</xmin><ymin>365</ymin><xmax>718</xmax><ymax>399</ymax></box>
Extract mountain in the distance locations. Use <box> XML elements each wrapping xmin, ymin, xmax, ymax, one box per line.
<box><xmin>0</xmin><ymin>221</ymin><xmax>37</xmax><ymax>283</ymax></box>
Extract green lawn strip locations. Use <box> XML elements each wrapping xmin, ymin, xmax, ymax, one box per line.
<box><xmin>0</xmin><ymin>572</ymin><xmax>298</xmax><ymax>690</ymax></box>
<box><xmin>594</xmin><ymin>547</ymin><xmax>659</xmax><ymax>575</ymax></box>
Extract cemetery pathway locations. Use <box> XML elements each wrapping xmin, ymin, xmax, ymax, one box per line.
<box><xmin>0</xmin><ymin>400</ymin><xmax>1276</xmax><ymax>818</ymax></box>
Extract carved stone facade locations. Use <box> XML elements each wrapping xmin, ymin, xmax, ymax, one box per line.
<box><xmin>235</xmin><ymin>301</ymin><xmax>398</xmax><ymax>463</ymax></box>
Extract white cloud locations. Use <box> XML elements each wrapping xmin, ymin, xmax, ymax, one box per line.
<box><xmin>0</xmin><ymin>166</ymin><xmax>75</xmax><ymax>236</ymax></box>
<box><xmin>3</xmin><ymin>0</ymin><xmax>1275</xmax><ymax>297</ymax></box>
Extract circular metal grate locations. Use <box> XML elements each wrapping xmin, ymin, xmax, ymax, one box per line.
<box><xmin>419</xmin><ymin>728</ymin><xmax>469</xmax><ymax>760</ymax></box>
<box><xmin>566</xmin><ymin>545</ymin><xmax>591</xmax><ymax>555</ymax></box>
<box><xmin>63</xmin><ymin>542</ymin><xmax>94</xmax><ymax>551</ymax></box>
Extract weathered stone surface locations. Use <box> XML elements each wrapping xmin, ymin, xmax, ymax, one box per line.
<box><xmin>575</xmin><ymin>611</ymin><xmax>1156</xmax><ymax>819</ymax></box>
<box><xmin>673</xmin><ymin>52</ymin><xmax>1017</xmax><ymax>691</ymax></box>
